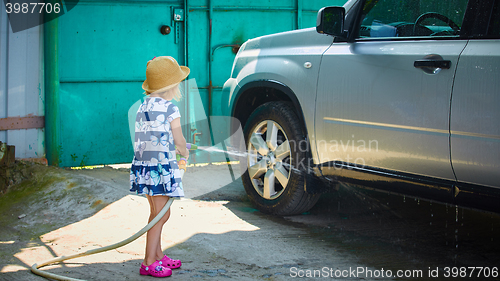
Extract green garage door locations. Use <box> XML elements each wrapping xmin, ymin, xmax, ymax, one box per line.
<box><xmin>56</xmin><ymin>0</ymin><xmax>185</xmax><ymax>167</ymax></box>
<box><xmin>49</xmin><ymin>0</ymin><xmax>344</xmax><ymax>167</ymax></box>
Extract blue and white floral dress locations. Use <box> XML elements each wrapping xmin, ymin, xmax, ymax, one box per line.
<box><xmin>130</xmin><ymin>97</ymin><xmax>184</xmax><ymax>197</ymax></box>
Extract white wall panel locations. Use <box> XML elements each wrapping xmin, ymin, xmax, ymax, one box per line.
<box><xmin>0</xmin><ymin>6</ymin><xmax>44</xmax><ymax>159</ymax></box>
<box><xmin>0</xmin><ymin>3</ymin><xmax>8</xmax><ymax>143</ymax></box>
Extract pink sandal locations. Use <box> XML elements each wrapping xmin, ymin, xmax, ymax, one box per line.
<box><xmin>140</xmin><ymin>260</ymin><xmax>172</xmax><ymax>277</ymax></box>
<box><xmin>159</xmin><ymin>255</ymin><xmax>182</xmax><ymax>269</ymax></box>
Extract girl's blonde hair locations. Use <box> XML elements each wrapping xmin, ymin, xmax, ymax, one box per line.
<box><xmin>145</xmin><ymin>83</ymin><xmax>182</xmax><ymax>101</ymax></box>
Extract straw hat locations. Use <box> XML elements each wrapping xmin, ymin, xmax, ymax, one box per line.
<box><xmin>142</xmin><ymin>56</ymin><xmax>190</xmax><ymax>93</ymax></box>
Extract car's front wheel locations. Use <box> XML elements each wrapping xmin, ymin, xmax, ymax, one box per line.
<box><xmin>241</xmin><ymin>101</ymin><xmax>320</xmax><ymax>215</ymax></box>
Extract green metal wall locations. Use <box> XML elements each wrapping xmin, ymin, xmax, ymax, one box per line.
<box><xmin>56</xmin><ymin>0</ymin><xmax>185</xmax><ymax>167</ymax></box>
<box><xmin>50</xmin><ymin>0</ymin><xmax>345</xmax><ymax>167</ymax></box>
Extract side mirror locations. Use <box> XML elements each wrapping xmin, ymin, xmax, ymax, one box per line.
<box><xmin>316</xmin><ymin>6</ymin><xmax>346</xmax><ymax>38</ymax></box>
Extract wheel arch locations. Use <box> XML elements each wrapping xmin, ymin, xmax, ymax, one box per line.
<box><xmin>231</xmin><ymin>80</ymin><xmax>332</xmax><ymax>195</ymax></box>
<box><xmin>231</xmin><ymin>80</ymin><xmax>308</xmax><ymax>138</ymax></box>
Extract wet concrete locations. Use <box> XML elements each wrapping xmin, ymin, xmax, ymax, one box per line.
<box><xmin>0</xmin><ymin>163</ymin><xmax>499</xmax><ymax>280</ymax></box>
<box><xmin>285</xmin><ymin>185</ymin><xmax>500</xmax><ymax>280</ymax></box>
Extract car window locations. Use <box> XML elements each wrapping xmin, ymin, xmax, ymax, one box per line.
<box><xmin>357</xmin><ymin>0</ymin><xmax>469</xmax><ymax>39</ymax></box>
<box><xmin>488</xmin><ymin>0</ymin><xmax>500</xmax><ymax>37</ymax></box>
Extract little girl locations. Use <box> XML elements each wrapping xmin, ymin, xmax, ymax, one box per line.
<box><xmin>130</xmin><ymin>56</ymin><xmax>190</xmax><ymax>277</ymax></box>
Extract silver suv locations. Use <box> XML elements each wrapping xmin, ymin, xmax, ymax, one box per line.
<box><xmin>222</xmin><ymin>0</ymin><xmax>500</xmax><ymax>215</ymax></box>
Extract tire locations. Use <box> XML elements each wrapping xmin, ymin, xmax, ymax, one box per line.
<box><xmin>241</xmin><ymin>101</ymin><xmax>320</xmax><ymax>215</ymax></box>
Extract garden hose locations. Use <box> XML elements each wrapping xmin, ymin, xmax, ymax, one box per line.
<box><xmin>31</xmin><ymin>144</ymin><xmax>197</xmax><ymax>281</ymax></box>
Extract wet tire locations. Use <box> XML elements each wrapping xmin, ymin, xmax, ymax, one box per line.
<box><xmin>241</xmin><ymin>101</ymin><xmax>320</xmax><ymax>215</ymax></box>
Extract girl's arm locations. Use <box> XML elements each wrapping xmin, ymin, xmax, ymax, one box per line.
<box><xmin>171</xmin><ymin>117</ymin><xmax>189</xmax><ymax>159</ymax></box>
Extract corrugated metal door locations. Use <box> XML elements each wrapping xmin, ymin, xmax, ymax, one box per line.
<box><xmin>56</xmin><ymin>0</ymin><xmax>185</xmax><ymax>166</ymax></box>
<box><xmin>52</xmin><ymin>0</ymin><xmax>344</xmax><ymax>167</ymax></box>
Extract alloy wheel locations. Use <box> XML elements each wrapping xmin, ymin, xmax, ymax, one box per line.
<box><xmin>247</xmin><ymin>120</ymin><xmax>291</xmax><ymax>200</ymax></box>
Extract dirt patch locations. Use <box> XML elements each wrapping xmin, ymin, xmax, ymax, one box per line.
<box><xmin>0</xmin><ymin>161</ymin><xmax>44</xmax><ymax>196</ymax></box>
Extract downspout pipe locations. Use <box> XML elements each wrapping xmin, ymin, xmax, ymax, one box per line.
<box><xmin>184</xmin><ymin>0</ymin><xmax>191</xmax><ymax>142</ymax></box>
<box><xmin>297</xmin><ymin>0</ymin><xmax>302</xmax><ymax>29</ymax></box>
<box><xmin>183</xmin><ymin>0</ymin><xmax>188</xmax><ymax>67</ymax></box>
<box><xmin>44</xmin><ymin>16</ymin><xmax>60</xmax><ymax>166</ymax></box>
<box><xmin>206</xmin><ymin>0</ymin><xmax>215</xmax><ymax>163</ymax></box>
<box><xmin>208</xmin><ymin>0</ymin><xmax>213</xmax><ymax>118</ymax></box>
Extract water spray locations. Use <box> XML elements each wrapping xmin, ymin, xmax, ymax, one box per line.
<box><xmin>31</xmin><ymin>144</ymin><xmax>198</xmax><ymax>281</ymax></box>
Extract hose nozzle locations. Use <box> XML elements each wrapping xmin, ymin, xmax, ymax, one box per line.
<box><xmin>177</xmin><ymin>143</ymin><xmax>197</xmax><ymax>171</ymax></box>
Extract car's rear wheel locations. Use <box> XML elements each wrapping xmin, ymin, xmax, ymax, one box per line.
<box><xmin>241</xmin><ymin>101</ymin><xmax>320</xmax><ymax>215</ymax></box>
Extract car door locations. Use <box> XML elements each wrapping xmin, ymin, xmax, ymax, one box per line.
<box><xmin>314</xmin><ymin>0</ymin><xmax>469</xmax><ymax>180</ymax></box>
<box><xmin>450</xmin><ymin>0</ymin><xmax>500</xmax><ymax>188</ymax></box>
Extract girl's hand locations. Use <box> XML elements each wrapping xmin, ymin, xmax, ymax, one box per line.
<box><xmin>181</xmin><ymin>149</ymin><xmax>189</xmax><ymax>160</ymax></box>
<box><xmin>175</xmin><ymin>147</ymin><xmax>189</xmax><ymax>160</ymax></box>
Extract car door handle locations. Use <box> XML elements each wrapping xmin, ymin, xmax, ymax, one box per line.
<box><xmin>414</xmin><ymin>59</ymin><xmax>451</xmax><ymax>69</ymax></box>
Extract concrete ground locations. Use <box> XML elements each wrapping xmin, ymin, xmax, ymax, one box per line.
<box><xmin>1</xmin><ymin>163</ymin><xmax>499</xmax><ymax>280</ymax></box>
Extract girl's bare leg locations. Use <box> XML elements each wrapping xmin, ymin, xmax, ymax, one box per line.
<box><xmin>146</xmin><ymin>196</ymin><xmax>168</xmax><ymax>260</ymax></box>
<box><xmin>144</xmin><ymin>195</ymin><xmax>171</xmax><ymax>266</ymax></box>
